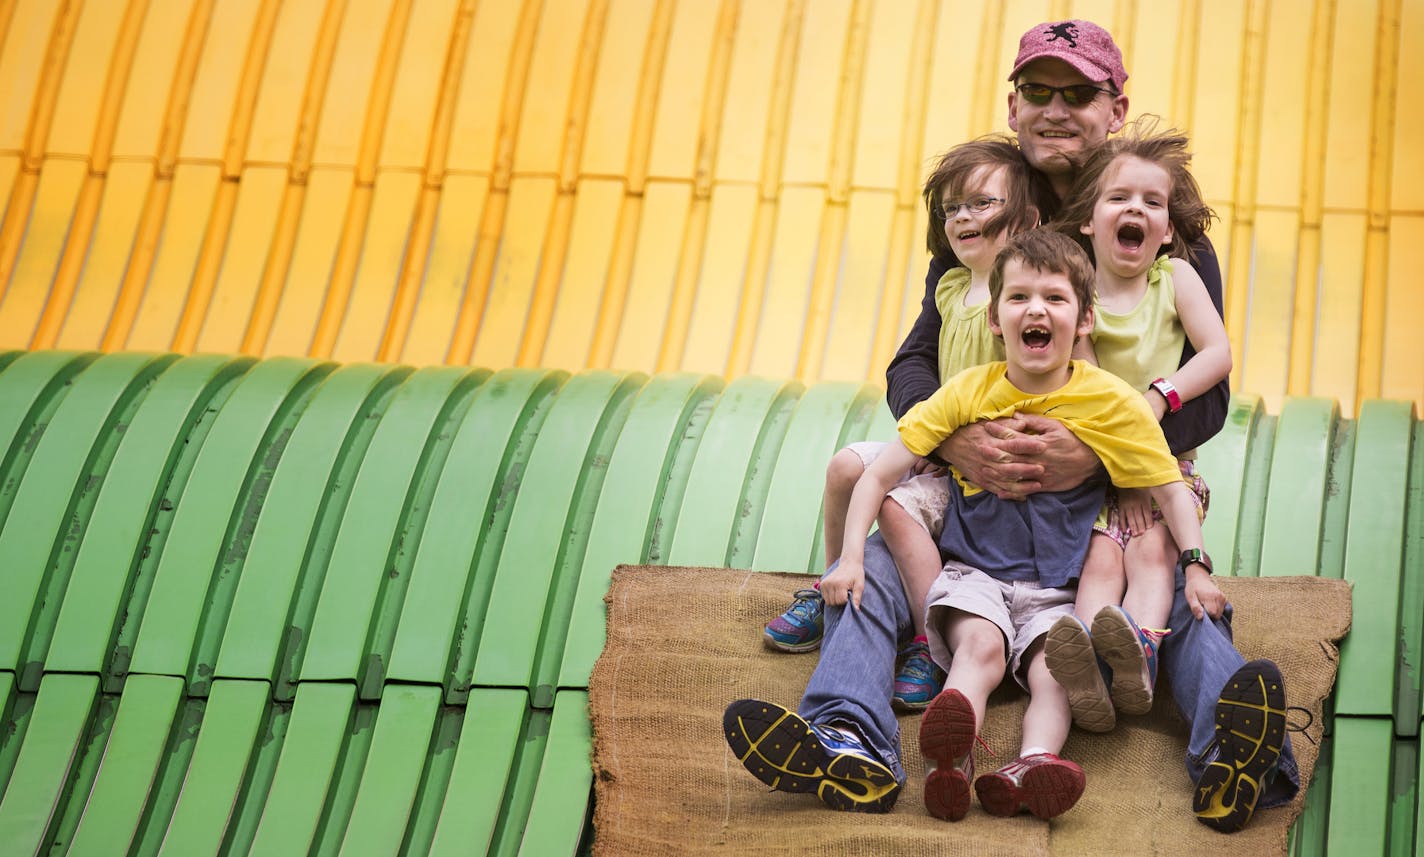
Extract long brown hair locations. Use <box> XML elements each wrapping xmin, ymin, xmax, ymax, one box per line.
<box><xmin>922</xmin><ymin>136</ymin><xmax>1054</xmax><ymax>261</ymax></box>
<box><xmin>1050</xmin><ymin>116</ymin><xmax>1215</xmax><ymax>261</ymax></box>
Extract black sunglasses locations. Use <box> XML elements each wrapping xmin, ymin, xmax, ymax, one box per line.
<box><xmin>1015</xmin><ymin>82</ymin><xmax>1114</xmax><ymax>107</ymax></box>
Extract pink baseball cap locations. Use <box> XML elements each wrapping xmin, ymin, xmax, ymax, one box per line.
<box><xmin>1008</xmin><ymin>20</ymin><xmax>1128</xmax><ymax>93</ymax></box>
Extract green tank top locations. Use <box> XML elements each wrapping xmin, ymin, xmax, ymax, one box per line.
<box><xmin>1091</xmin><ymin>256</ymin><xmax>1185</xmax><ymax>394</ymax></box>
<box><xmin>934</xmin><ymin>266</ymin><xmax>1004</xmax><ymax>383</ymax></box>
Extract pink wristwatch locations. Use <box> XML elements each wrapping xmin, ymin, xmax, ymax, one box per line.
<box><xmin>1150</xmin><ymin>377</ymin><xmax>1182</xmax><ymax>413</ymax></box>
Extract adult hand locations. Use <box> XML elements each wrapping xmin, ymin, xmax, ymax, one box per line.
<box><xmin>933</xmin><ymin>413</ymin><xmax>1099</xmax><ymax>499</ymax></box>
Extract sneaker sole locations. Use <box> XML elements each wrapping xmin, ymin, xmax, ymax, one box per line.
<box><xmin>919</xmin><ymin>690</ymin><xmax>977</xmax><ymax>821</ymax></box>
<box><xmin>1092</xmin><ymin>608</ymin><xmax>1153</xmax><ymax>716</ymax></box>
<box><xmin>723</xmin><ymin>699</ymin><xmax>900</xmax><ymax>813</ymax></box>
<box><xmin>975</xmin><ymin>758</ymin><xmax>1086</xmax><ymax>819</ymax></box>
<box><xmin>1044</xmin><ymin>615</ymin><xmax>1116</xmax><ymax>732</ymax></box>
<box><xmin>1193</xmin><ymin>660</ymin><xmax>1286</xmax><ymax>833</ymax></box>
<box><xmin>761</xmin><ymin>629</ymin><xmax>822</xmax><ymax>653</ymax></box>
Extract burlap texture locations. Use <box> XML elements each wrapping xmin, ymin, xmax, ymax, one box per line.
<box><xmin>589</xmin><ymin>566</ymin><xmax>1350</xmax><ymax>856</ymax></box>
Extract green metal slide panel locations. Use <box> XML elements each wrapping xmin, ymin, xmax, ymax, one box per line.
<box><xmin>44</xmin><ymin>355</ymin><xmax>252</xmax><ymax>677</ymax></box>
<box><xmin>556</xmin><ymin>374</ymin><xmax>725</xmax><ymax>689</ymax></box>
<box><xmin>246</xmin><ymin>682</ymin><xmax>357</xmax><ymax>857</ymax></box>
<box><xmin>1401</xmin><ymin>418</ymin><xmax>1424</xmax><ymax>735</ymax></box>
<box><xmin>0</xmin><ymin>351</ymin><xmax>96</xmax><ymax>532</ymax></box>
<box><xmin>426</xmin><ymin>688</ymin><xmax>527</xmax><ymax>857</ymax></box>
<box><xmin>1288</xmin><ymin>731</ymin><xmax>1331</xmax><ymax>857</ymax></box>
<box><xmin>296</xmin><ymin>367</ymin><xmax>475</xmax><ymax>693</ymax></box>
<box><xmin>0</xmin><ymin>673</ymin><xmax>99</xmax><ymax>853</ymax></box>
<box><xmin>1195</xmin><ymin>394</ymin><xmax>1264</xmax><ymax>573</ymax></box>
<box><xmin>665</xmin><ymin>376</ymin><xmax>805</xmax><ymax>567</ymax></box>
<box><xmin>213</xmin><ymin>364</ymin><xmax>407</xmax><ymax>684</ymax></box>
<box><xmin>864</xmin><ymin>401</ymin><xmax>897</xmax><ymax>443</ymax></box>
<box><xmin>383</xmin><ymin>369</ymin><xmax>567</xmax><ymax>694</ymax></box>
<box><xmin>472</xmin><ymin>371</ymin><xmax>645</xmax><ymax>700</ymax></box>
<box><xmin>154</xmin><ymin>679</ymin><xmax>269</xmax><ymax>857</ymax></box>
<box><xmin>1335</xmin><ymin>400</ymin><xmax>1414</xmax><ymax>718</ymax></box>
<box><xmin>1325</xmin><ymin>716</ymin><xmax>1393</xmax><ymax>854</ymax></box>
<box><xmin>0</xmin><ymin>352</ymin><xmax>174</xmax><ymax>682</ymax></box>
<box><xmin>1391</xmin><ymin>738</ymin><xmax>1418</xmax><ymax>857</ymax></box>
<box><xmin>336</xmin><ymin>684</ymin><xmax>442</xmax><ymax>857</ymax></box>
<box><xmin>749</xmin><ymin>382</ymin><xmax>870</xmax><ymax>574</ymax></box>
<box><xmin>125</xmin><ymin>357</ymin><xmax>327</xmax><ymax>685</ymax></box>
<box><xmin>0</xmin><ymin>671</ymin><xmax>21</xmax><ymax>789</ymax></box>
<box><xmin>65</xmin><ymin>675</ymin><xmax>184</xmax><ymax>856</ymax></box>
<box><xmin>1256</xmin><ymin>397</ymin><xmax>1339</xmax><ymax>578</ymax></box>
<box><xmin>516</xmin><ymin>690</ymin><xmax>593</xmax><ymax>857</ymax></box>
<box><xmin>481</xmin><ymin>701</ymin><xmax>555</xmax><ymax>857</ymax></box>
<box><xmin>811</xmin><ymin>387</ymin><xmax>892</xmax><ymax>573</ymax></box>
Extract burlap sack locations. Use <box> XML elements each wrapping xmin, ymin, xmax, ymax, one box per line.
<box><xmin>589</xmin><ymin>566</ymin><xmax>1350</xmax><ymax>856</ymax></box>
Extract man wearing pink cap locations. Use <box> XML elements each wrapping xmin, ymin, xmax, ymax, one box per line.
<box><xmin>724</xmin><ymin>20</ymin><xmax>1298</xmax><ymax>830</ymax></box>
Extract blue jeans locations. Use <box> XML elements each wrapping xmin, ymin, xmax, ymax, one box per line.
<box><xmin>1162</xmin><ymin>565</ymin><xmax>1300</xmax><ymax>808</ymax></box>
<box><xmin>798</xmin><ymin>533</ymin><xmax>910</xmax><ymax>783</ymax></box>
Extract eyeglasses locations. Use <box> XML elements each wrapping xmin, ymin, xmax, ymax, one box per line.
<box><xmin>940</xmin><ymin>196</ymin><xmax>1005</xmax><ymax>219</ymax></box>
<box><xmin>1015</xmin><ymin>82</ymin><xmax>1114</xmax><ymax>107</ymax></box>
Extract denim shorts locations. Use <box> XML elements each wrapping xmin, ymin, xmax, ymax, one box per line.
<box><xmin>924</xmin><ymin>562</ymin><xmax>1076</xmax><ymax>690</ymax></box>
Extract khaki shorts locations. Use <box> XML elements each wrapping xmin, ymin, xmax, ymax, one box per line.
<box><xmin>924</xmin><ymin>562</ymin><xmax>1076</xmax><ymax>690</ymax></box>
<box><xmin>845</xmin><ymin>441</ymin><xmax>949</xmax><ymax>540</ymax></box>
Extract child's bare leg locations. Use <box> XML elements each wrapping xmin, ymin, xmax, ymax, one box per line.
<box><xmin>1121</xmin><ymin>523</ymin><xmax>1176</xmax><ymax>629</ymax></box>
<box><xmin>921</xmin><ymin>610</ymin><xmax>1004</xmax><ymax>821</ymax></box>
<box><xmin>1019</xmin><ymin>641</ymin><xmax>1070</xmax><ymax>754</ymax></box>
<box><xmin>821</xmin><ymin>448</ymin><xmax>865</xmax><ymax>568</ymax></box>
<box><xmin>940</xmin><ymin>611</ymin><xmax>1007</xmax><ymax>726</ymax></box>
<box><xmin>1074</xmin><ymin>534</ymin><xmax>1125</xmax><ymax>622</ymax></box>
<box><xmin>878</xmin><ymin>497</ymin><xmax>940</xmax><ymax>637</ymax></box>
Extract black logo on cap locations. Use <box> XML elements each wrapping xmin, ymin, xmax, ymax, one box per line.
<box><xmin>1046</xmin><ymin>23</ymin><xmax>1079</xmax><ymax>48</ymax></box>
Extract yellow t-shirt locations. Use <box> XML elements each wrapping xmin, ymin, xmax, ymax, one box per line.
<box><xmin>934</xmin><ymin>267</ymin><xmax>1004</xmax><ymax>382</ymax></box>
<box><xmin>897</xmin><ymin>361</ymin><xmax>1185</xmax><ymax>496</ymax></box>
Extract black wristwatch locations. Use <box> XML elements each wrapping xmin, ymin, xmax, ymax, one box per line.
<box><xmin>1177</xmin><ymin>548</ymin><xmax>1213</xmax><ymax>575</ymax></box>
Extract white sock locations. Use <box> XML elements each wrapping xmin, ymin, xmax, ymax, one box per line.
<box><xmin>1021</xmin><ymin>745</ymin><xmax>1052</xmax><ymax>758</ymax></box>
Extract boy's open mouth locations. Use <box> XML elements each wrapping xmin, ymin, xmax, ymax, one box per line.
<box><xmin>1116</xmin><ymin>223</ymin><xmax>1145</xmax><ymax>251</ymax></box>
<box><xmin>1022</xmin><ymin>326</ymin><xmax>1052</xmax><ymax>349</ymax></box>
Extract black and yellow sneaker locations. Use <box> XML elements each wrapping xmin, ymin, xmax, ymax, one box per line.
<box><xmin>723</xmin><ymin>699</ymin><xmax>901</xmax><ymax>813</ymax></box>
<box><xmin>1193</xmin><ymin>660</ymin><xmax>1287</xmax><ymax>833</ymax></box>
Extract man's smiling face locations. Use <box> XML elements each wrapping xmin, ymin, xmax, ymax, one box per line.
<box><xmin>1008</xmin><ymin>58</ymin><xmax>1127</xmax><ymax>187</ymax></box>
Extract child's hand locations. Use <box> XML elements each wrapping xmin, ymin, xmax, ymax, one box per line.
<box><xmin>1144</xmin><ymin>389</ymin><xmax>1168</xmax><ymax>422</ymax></box>
<box><xmin>1184</xmin><ymin>567</ymin><xmax>1227</xmax><ymax>620</ymax></box>
<box><xmin>911</xmin><ymin>457</ymin><xmax>947</xmax><ymax>478</ymax></box>
<box><xmin>1118</xmin><ymin>487</ymin><xmax>1155</xmax><ymax>536</ymax></box>
<box><xmin>820</xmin><ymin>561</ymin><xmax>866</xmax><ymax>611</ymax></box>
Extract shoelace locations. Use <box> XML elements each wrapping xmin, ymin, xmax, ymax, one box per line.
<box><xmin>899</xmin><ymin>648</ymin><xmax>936</xmax><ymax>682</ymax></box>
<box><xmin>785</xmin><ymin>589</ymin><xmax>821</xmax><ymax>622</ymax></box>
<box><xmin>1285</xmin><ymin>705</ymin><xmax>1317</xmax><ymax>746</ymax></box>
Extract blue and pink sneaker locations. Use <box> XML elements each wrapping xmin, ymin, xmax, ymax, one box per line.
<box><xmin>893</xmin><ymin>636</ymin><xmax>946</xmax><ymax>712</ymax></box>
<box><xmin>762</xmin><ymin>588</ymin><xmax>824</xmax><ymax>652</ymax></box>
<box><xmin>1090</xmin><ymin>605</ymin><xmax>1168</xmax><ymax>716</ymax></box>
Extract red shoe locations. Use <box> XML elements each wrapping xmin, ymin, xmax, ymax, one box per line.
<box><xmin>974</xmin><ymin>753</ymin><xmax>1085</xmax><ymax>819</ymax></box>
<box><xmin>919</xmin><ymin>689</ymin><xmax>977</xmax><ymax>821</ymax></box>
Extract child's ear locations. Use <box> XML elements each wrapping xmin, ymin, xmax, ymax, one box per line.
<box><xmin>1080</xmin><ymin>221</ymin><xmax>1093</xmax><ymax>236</ymax></box>
<box><xmin>1027</xmin><ymin>206</ymin><xmax>1041</xmax><ymax>228</ymax></box>
<box><xmin>1162</xmin><ymin>221</ymin><xmax>1175</xmax><ymax>247</ymax></box>
<box><xmin>988</xmin><ymin>304</ymin><xmax>1002</xmax><ymax>336</ymax></box>
<box><xmin>1077</xmin><ymin>305</ymin><xmax>1095</xmax><ymax>338</ymax></box>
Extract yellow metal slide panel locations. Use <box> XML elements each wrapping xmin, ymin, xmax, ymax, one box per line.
<box><xmin>643</xmin><ymin>0</ymin><xmax>720</xmax><ymax>181</ymax></box>
<box><xmin>747</xmin><ymin>186</ymin><xmax>824</xmax><ymax>379</ymax></box>
<box><xmin>1238</xmin><ymin>210</ymin><xmax>1300</xmax><ymax>412</ymax></box>
<box><xmin>1381</xmin><ymin>214</ymin><xmax>1424</xmax><ymax>406</ymax></box>
<box><xmin>377</xmin><ymin>0</ymin><xmax>460</xmax><ymax>171</ymax></box>
<box><xmin>0</xmin><ymin>159</ymin><xmax>85</xmax><ymax>349</ymax></box>
<box><xmin>1185</xmin><ymin>0</ymin><xmax>1247</xmax><ymax>205</ymax></box>
<box><xmin>680</xmin><ymin>182</ymin><xmax>758</xmax><ymax>376</ymax></box>
<box><xmin>820</xmin><ymin>191</ymin><xmax>895</xmax><ymax>383</ymax></box>
<box><xmin>1310</xmin><ymin>212</ymin><xmax>1367</xmax><ymax>408</ymax></box>
<box><xmin>1251</xmin><ymin>2</ymin><xmax>1312</xmax><ymax>208</ymax></box>
<box><xmin>887</xmin><ymin>208</ymin><xmax>932</xmax><ymax>358</ymax></box>
<box><xmin>0</xmin><ymin>1</ymin><xmax>57</xmax><ymax>152</ymax></box>
<box><xmin>263</xmin><ymin>169</ymin><xmax>353</xmax><ymax>357</ymax></box>
<box><xmin>607</xmin><ymin>182</ymin><xmax>693</xmax><ymax>373</ymax></box>
<box><xmin>711</xmin><ymin>1</ymin><xmax>788</xmax><ymax>184</ymax></box>
<box><xmin>849</xmin><ymin>1</ymin><xmax>916</xmax><ymax>192</ymax></box>
<box><xmin>510</xmin><ymin>0</ymin><xmax>587</xmax><ymax>175</ymax></box>
<box><xmin>1392</xmin><ymin>0</ymin><xmax>1424</xmax><ymax>209</ymax></box>
<box><xmin>1119</xmin><ymin>0</ymin><xmax>1180</xmax><ymax>124</ymax></box>
<box><xmin>398</xmin><ymin>174</ymin><xmax>488</xmax><ymax>366</ymax></box>
<box><xmin>445</xmin><ymin>0</ymin><xmax>522</xmax><ymax>173</ymax></box>
<box><xmin>469</xmin><ymin>176</ymin><xmax>557</xmax><ymax>369</ymax></box>
<box><xmin>540</xmin><ymin>178</ymin><xmax>623</xmax><ymax>372</ymax></box>
<box><xmin>43</xmin><ymin>0</ymin><xmax>126</xmax><ymax>158</ymax></box>
<box><xmin>110</xmin><ymin>0</ymin><xmax>191</xmax><ymax>160</ymax></box>
<box><xmin>311</xmin><ymin>0</ymin><xmax>389</xmax><ymax>168</ymax></box>
<box><xmin>245</xmin><ymin>0</ymin><xmax>327</xmax><ymax>164</ymax></box>
<box><xmin>779</xmin><ymin>0</ymin><xmax>852</xmax><ymax>186</ymax></box>
<box><xmin>175</xmin><ymin>2</ymin><xmax>262</xmax><ymax>162</ymax></box>
<box><xmin>579</xmin><ymin>0</ymin><xmax>657</xmax><ymax>177</ymax></box>
<box><xmin>0</xmin><ymin>153</ymin><xmax>17</xmax><ymax>228</ymax></box>
<box><xmin>194</xmin><ymin>166</ymin><xmax>286</xmax><ymax>354</ymax></box>
<box><xmin>1210</xmin><ymin>203</ymin><xmax>1235</xmax><ymax>283</ymax></box>
<box><xmin>53</xmin><ymin>162</ymin><xmax>150</xmax><ymax>350</ymax></box>
<box><xmin>1321</xmin><ymin>0</ymin><xmax>1377</xmax><ymax>210</ymax></box>
<box><xmin>330</xmin><ymin>171</ymin><xmax>422</xmax><ymax>362</ymax></box>
<box><xmin>124</xmin><ymin>163</ymin><xmax>221</xmax><ymax>351</ymax></box>
<box><xmin>917</xmin><ymin>0</ymin><xmax>987</xmax><ymax>174</ymax></box>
